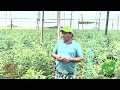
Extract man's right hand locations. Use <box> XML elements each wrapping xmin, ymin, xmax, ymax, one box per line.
<box><xmin>56</xmin><ymin>56</ymin><xmax>65</xmax><ymax>61</ymax></box>
<box><xmin>51</xmin><ymin>53</ymin><xmax>65</xmax><ymax>61</ymax></box>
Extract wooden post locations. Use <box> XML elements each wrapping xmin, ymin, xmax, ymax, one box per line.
<box><xmin>78</xmin><ymin>14</ymin><xmax>81</xmax><ymax>30</ymax></box>
<box><xmin>41</xmin><ymin>11</ymin><xmax>44</xmax><ymax>42</ymax></box>
<box><xmin>57</xmin><ymin>11</ymin><xmax>60</xmax><ymax>41</ymax></box>
<box><xmin>98</xmin><ymin>11</ymin><xmax>102</xmax><ymax>30</ymax></box>
<box><xmin>37</xmin><ymin>11</ymin><xmax>40</xmax><ymax>30</ymax></box>
<box><xmin>70</xmin><ymin>11</ymin><xmax>73</xmax><ymax>28</ymax></box>
<box><xmin>11</xmin><ymin>18</ymin><xmax>12</xmax><ymax>29</ymax></box>
<box><xmin>81</xmin><ymin>14</ymin><xmax>84</xmax><ymax>30</ymax></box>
<box><xmin>117</xmin><ymin>15</ymin><xmax>119</xmax><ymax>30</ymax></box>
<box><xmin>95</xmin><ymin>11</ymin><xmax>97</xmax><ymax>29</ymax></box>
<box><xmin>112</xmin><ymin>19</ymin><xmax>114</xmax><ymax>30</ymax></box>
<box><xmin>105</xmin><ymin>11</ymin><xmax>110</xmax><ymax>35</ymax></box>
<box><xmin>10</xmin><ymin>11</ymin><xmax>12</xmax><ymax>29</ymax></box>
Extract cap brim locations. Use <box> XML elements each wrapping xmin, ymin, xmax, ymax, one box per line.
<box><xmin>60</xmin><ymin>30</ymin><xmax>73</xmax><ymax>33</ymax></box>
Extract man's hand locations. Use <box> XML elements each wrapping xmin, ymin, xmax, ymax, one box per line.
<box><xmin>56</xmin><ymin>56</ymin><xmax>65</xmax><ymax>61</ymax></box>
<box><xmin>52</xmin><ymin>53</ymin><xmax>84</xmax><ymax>62</ymax></box>
<box><xmin>62</xmin><ymin>57</ymin><xmax>73</xmax><ymax>63</ymax></box>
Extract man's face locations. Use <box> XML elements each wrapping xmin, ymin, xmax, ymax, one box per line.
<box><xmin>61</xmin><ymin>31</ymin><xmax>72</xmax><ymax>42</ymax></box>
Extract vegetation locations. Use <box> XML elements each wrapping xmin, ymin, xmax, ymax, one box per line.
<box><xmin>0</xmin><ymin>28</ymin><xmax>120</xmax><ymax>79</ymax></box>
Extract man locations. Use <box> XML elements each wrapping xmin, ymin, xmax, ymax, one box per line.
<box><xmin>51</xmin><ymin>26</ymin><xmax>84</xmax><ymax>79</ymax></box>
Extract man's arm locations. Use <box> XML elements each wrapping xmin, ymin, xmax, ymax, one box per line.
<box><xmin>71</xmin><ymin>57</ymin><xmax>84</xmax><ymax>62</ymax></box>
<box><xmin>51</xmin><ymin>53</ymin><xmax>59</xmax><ymax>60</ymax></box>
<box><xmin>62</xmin><ymin>56</ymin><xmax>84</xmax><ymax>63</ymax></box>
<box><xmin>52</xmin><ymin>52</ymin><xmax>84</xmax><ymax>62</ymax></box>
<box><xmin>51</xmin><ymin>53</ymin><xmax>64</xmax><ymax>61</ymax></box>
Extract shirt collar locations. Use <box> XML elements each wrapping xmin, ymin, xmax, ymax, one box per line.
<box><xmin>62</xmin><ymin>39</ymin><xmax>73</xmax><ymax>44</ymax></box>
